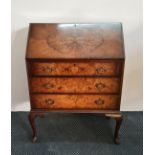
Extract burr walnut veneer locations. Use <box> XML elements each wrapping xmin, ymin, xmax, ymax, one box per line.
<box><xmin>26</xmin><ymin>23</ymin><xmax>125</xmax><ymax>144</ymax></box>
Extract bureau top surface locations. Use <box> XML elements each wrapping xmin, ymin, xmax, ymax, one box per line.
<box><xmin>26</xmin><ymin>23</ymin><xmax>125</xmax><ymax>59</ymax></box>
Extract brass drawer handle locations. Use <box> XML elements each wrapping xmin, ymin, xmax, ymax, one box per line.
<box><xmin>43</xmin><ymin>83</ymin><xmax>54</xmax><ymax>89</ymax></box>
<box><xmin>95</xmin><ymin>99</ymin><xmax>104</xmax><ymax>105</ymax></box>
<box><xmin>96</xmin><ymin>67</ymin><xmax>106</xmax><ymax>74</ymax></box>
<box><xmin>95</xmin><ymin>83</ymin><xmax>106</xmax><ymax>90</ymax></box>
<box><xmin>42</xmin><ymin>66</ymin><xmax>54</xmax><ymax>73</ymax></box>
<box><xmin>45</xmin><ymin>99</ymin><xmax>54</xmax><ymax>105</ymax></box>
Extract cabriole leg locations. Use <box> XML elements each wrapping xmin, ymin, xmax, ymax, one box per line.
<box><xmin>114</xmin><ymin>115</ymin><xmax>123</xmax><ymax>144</ymax></box>
<box><xmin>105</xmin><ymin>113</ymin><xmax>123</xmax><ymax>144</ymax></box>
<box><xmin>28</xmin><ymin>111</ymin><xmax>45</xmax><ymax>143</ymax></box>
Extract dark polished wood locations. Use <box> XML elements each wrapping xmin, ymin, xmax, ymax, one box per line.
<box><xmin>26</xmin><ymin>23</ymin><xmax>125</xmax><ymax>59</ymax></box>
<box><xmin>26</xmin><ymin>23</ymin><xmax>125</xmax><ymax>144</ymax></box>
<box><xmin>28</xmin><ymin>111</ymin><xmax>46</xmax><ymax>143</ymax></box>
<box><xmin>105</xmin><ymin>113</ymin><xmax>123</xmax><ymax>144</ymax></box>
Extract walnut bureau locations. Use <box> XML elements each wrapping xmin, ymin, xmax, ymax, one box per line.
<box><xmin>25</xmin><ymin>23</ymin><xmax>125</xmax><ymax>144</ymax></box>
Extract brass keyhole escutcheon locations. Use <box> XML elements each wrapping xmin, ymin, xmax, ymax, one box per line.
<box><xmin>71</xmin><ymin>63</ymin><xmax>79</xmax><ymax>73</ymax></box>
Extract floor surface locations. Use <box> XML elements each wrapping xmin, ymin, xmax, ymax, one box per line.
<box><xmin>11</xmin><ymin>112</ymin><xmax>143</xmax><ymax>155</ymax></box>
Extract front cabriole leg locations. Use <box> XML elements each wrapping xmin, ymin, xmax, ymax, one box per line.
<box><xmin>28</xmin><ymin>111</ymin><xmax>45</xmax><ymax>143</ymax></box>
<box><xmin>105</xmin><ymin>113</ymin><xmax>123</xmax><ymax>144</ymax></box>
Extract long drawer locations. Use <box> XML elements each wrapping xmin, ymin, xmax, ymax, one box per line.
<box><xmin>30</xmin><ymin>77</ymin><xmax>120</xmax><ymax>93</ymax></box>
<box><xmin>29</xmin><ymin>62</ymin><xmax>120</xmax><ymax>76</ymax></box>
<box><xmin>30</xmin><ymin>94</ymin><xmax>120</xmax><ymax>110</ymax></box>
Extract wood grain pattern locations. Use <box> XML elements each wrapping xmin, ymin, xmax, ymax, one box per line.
<box><xmin>26</xmin><ymin>23</ymin><xmax>125</xmax><ymax>59</ymax></box>
<box><xmin>30</xmin><ymin>94</ymin><xmax>120</xmax><ymax>110</ymax></box>
<box><xmin>30</xmin><ymin>77</ymin><xmax>120</xmax><ymax>93</ymax></box>
<box><xmin>30</xmin><ymin>61</ymin><xmax>120</xmax><ymax>76</ymax></box>
<box><xmin>26</xmin><ymin>23</ymin><xmax>125</xmax><ymax>144</ymax></box>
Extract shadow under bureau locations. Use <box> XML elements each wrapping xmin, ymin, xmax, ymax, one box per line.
<box><xmin>25</xmin><ymin>23</ymin><xmax>125</xmax><ymax>144</ymax></box>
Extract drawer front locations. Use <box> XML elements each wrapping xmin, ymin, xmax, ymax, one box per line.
<box><xmin>31</xmin><ymin>94</ymin><xmax>120</xmax><ymax>110</ymax></box>
<box><xmin>30</xmin><ymin>77</ymin><xmax>120</xmax><ymax>93</ymax></box>
<box><xmin>30</xmin><ymin>62</ymin><xmax>120</xmax><ymax>76</ymax></box>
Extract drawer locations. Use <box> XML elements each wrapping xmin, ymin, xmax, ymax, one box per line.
<box><xmin>30</xmin><ymin>77</ymin><xmax>120</xmax><ymax>93</ymax></box>
<box><xmin>29</xmin><ymin>62</ymin><xmax>120</xmax><ymax>76</ymax></box>
<box><xmin>31</xmin><ymin>94</ymin><xmax>120</xmax><ymax>110</ymax></box>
